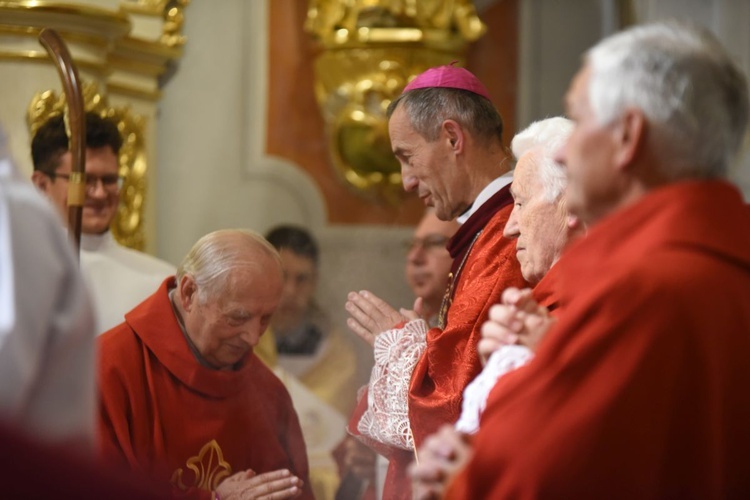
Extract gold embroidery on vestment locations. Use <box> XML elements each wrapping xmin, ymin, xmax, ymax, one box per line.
<box><xmin>171</xmin><ymin>439</ymin><xmax>233</xmax><ymax>492</ymax></box>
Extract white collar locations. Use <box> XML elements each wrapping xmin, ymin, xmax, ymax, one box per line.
<box><xmin>457</xmin><ymin>172</ymin><xmax>514</xmax><ymax>224</ymax></box>
<box><xmin>80</xmin><ymin>231</ymin><xmax>115</xmax><ymax>252</ymax></box>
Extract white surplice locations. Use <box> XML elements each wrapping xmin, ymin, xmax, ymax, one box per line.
<box><xmin>80</xmin><ymin>232</ymin><xmax>176</xmax><ymax>334</ymax></box>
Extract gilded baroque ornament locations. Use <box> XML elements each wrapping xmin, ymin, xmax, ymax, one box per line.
<box><xmin>306</xmin><ymin>0</ymin><xmax>486</xmax><ymax>203</ymax></box>
<box><xmin>27</xmin><ymin>81</ymin><xmax>148</xmax><ymax>251</ymax></box>
<box><xmin>120</xmin><ymin>0</ymin><xmax>190</xmax><ymax>47</ymax></box>
<box><xmin>170</xmin><ymin>439</ymin><xmax>233</xmax><ymax>492</ymax></box>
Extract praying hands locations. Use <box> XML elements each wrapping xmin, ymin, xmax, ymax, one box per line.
<box><xmin>410</xmin><ymin>425</ymin><xmax>473</xmax><ymax>500</ymax></box>
<box><xmin>215</xmin><ymin>468</ymin><xmax>304</xmax><ymax>500</ymax></box>
<box><xmin>478</xmin><ymin>287</ymin><xmax>556</xmax><ymax>363</ymax></box>
<box><xmin>345</xmin><ymin>290</ymin><xmax>421</xmax><ymax>346</ymax></box>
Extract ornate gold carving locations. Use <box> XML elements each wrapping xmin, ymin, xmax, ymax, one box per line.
<box><xmin>161</xmin><ymin>0</ymin><xmax>189</xmax><ymax>47</ymax></box>
<box><xmin>27</xmin><ymin>81</ymin><xmax>147</xmax><ymax>251</ymax></box>
<box><xmin>121</xmin><ymin>0</ymin><xmax>170</xmax><ymax>11</ymax></box>
<box><xmin>306</xmin><ymin>0</ymin><xmax>486</xmax><ymax>204</ymax></box>
<box><xmin>120</xmin><ymin>0</ymin><xmax>190</xmax><ymax>48</ymax></box>
<box><xmin>171</xmin><ymin>439</ymin><xmax>233</xmax><ymax>493</ymax></box>
<box><xmin>306</xmin><ymin>0</ymin><xmax>486</xmax><ymax>45</ymax></box>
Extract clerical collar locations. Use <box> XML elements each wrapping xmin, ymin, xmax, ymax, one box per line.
<box><xmin>457</xmin><ymin>172</ymin><xmax>513</xmax><ymax>224</ymax></box>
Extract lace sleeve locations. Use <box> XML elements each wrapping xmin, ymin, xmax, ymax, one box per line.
<box><xmin>357</xmin><ymin>319</ymin><xmax>428</xmax><ymax>450</ymax></box>
<box><xmin>454</xmin><ymin>345</ymin><xmax>533</xmax><ymax>434</ymax></box>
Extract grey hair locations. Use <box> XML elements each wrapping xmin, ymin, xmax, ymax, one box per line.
<box><xmin>586</xmin><ymin>20</ymin><xmax>749</xmax><ymax>179</ymax></box>
<box><xmin>177</xmin><ymin>229</ymin><xmax>282</xmax><ymax>303</ymax></box>
<box><xmin>511</xmin><ymin>117</ymin><xmax>573</xmax><ymax>202</ymax></box>
<box><xmin>387</xmin><ymin>87</ymin><xmax>504</xmax><ymax>147</ymax></box>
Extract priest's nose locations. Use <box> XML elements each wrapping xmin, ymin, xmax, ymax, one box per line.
<box><xmin>241</xmin><ymin>320</ymin><xmax>264</xmax><ymax>347</ymax></box>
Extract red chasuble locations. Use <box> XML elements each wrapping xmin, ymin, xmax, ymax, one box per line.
<box><xmin>348</xmin><ymin>185</ymin><xmax>528</xmax><ymax>499</ymax></box>
<box><xmin>97</xmin><ymin>278</ymin><xmax>313</xmax><ymax>499</ymax></box>
<box><xmin>448</xmin><ymin>180</ymin><xmax>750</xmax><ymax>499</ymax></box>
<box><xmin>531</xmin><ymin>260</ymin><xmax>561</xmax><ymax>312</ymax></box>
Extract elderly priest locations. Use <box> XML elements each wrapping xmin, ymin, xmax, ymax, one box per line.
<box><xmin>98</xmin><ymin>229</ymin><xmax>313</xmax><ymax>500</ymax></box>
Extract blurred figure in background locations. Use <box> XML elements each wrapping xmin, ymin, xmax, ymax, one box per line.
<box><xmin>0</xmin><ymin>124</ymin><xmax>96</xmax><ymax>450</ymax></box>
<box><xmin>30</xmin><ymin>111</ymin><xmax>175</xmax><ymax>334</ymax></box>
<box><xmin>256</xmin><ymin>224</ymin><xmax>362</xmax><ymax>500</ymax></box>
<box><xmin>404</xmin><ymin>209</ymin><xmax>460</xmax><ymax>327</ymax></box>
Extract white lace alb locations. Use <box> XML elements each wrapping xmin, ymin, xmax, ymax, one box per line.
<box><xmin>357</xmin><ymin>319</ymin><xmax>428</xmax><ymax>450</ymax></box>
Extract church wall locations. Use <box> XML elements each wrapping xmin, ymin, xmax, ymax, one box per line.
<box><xmin>517</xmin><ymin>0</ymin><xmax>603</xmax><ymax>128</ymax></box>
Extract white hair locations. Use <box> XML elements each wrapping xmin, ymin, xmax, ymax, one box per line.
<box><xmin>511</xmin><ymin>117</ymin><xmax>573</xmax><ymax>202</ymax></box>
<box><xmin>586</xmin><ymin>20</ymin><xmax>749</xmax><ymax>179</ymax></box>
<box><xmin>177</xmin><ymin>229</ymin><xmax>282</xmax><ymax>303</ymax></box>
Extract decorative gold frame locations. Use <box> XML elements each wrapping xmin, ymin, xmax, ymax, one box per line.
<box><xmin>27</xmin><ymin>81</ymin><xmax>148</xmax><ymax>251</ymax></box>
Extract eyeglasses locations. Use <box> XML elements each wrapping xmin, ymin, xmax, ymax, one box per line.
<box><xmin>48</xmin><ymin>172</ymin><xmax>123</xmax><ymax>190</ymax></box>
<box><xmin>404</xmin><ymin>234</ymin><xmax>451</xmax><ymax>252</ymax></box>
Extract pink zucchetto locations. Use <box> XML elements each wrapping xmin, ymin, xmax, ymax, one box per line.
<box><xmin>402</xmin><ymin>62</ymin><xmax>491</xmax><ymax>101</ymax></box>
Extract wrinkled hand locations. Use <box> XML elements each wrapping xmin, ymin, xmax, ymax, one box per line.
<box><xmin>215</xmin><ymin>468</ymin><xmax>303</xmax><ymax>500</ymax></box>
<box><xmin>345</xmin><ymin>290</ymin><xmax>411</xmax><ymax>346</ymax></box>
<box><xmin>410</xmin><ymin>425</ymin><xmax>473</xmax><ymax>500</ymax></box>
<box><xmin>340</xmin><ymin>435</ymin><xmax>377</xmax><ymax>483</ymax></box>
<box><xmin>478</xmin><ymin>287</ymin><xmax>555</xmax><ymax>363</ymax></box>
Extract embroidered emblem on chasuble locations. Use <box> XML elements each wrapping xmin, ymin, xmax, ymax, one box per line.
<box><xmin>171</xmin><ymin>440</ymin><xmax>233</xmax><ymax>492</ymax></box>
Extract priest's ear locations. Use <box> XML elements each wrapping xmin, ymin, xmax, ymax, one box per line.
<box><xmin>31</xmin><ymin>170</ymin><xmax>52</xmax><ymax>193</ymax></box>
<box><xmin>178</xmin><ymin>274</ymin><xmax>199</xmax><ymax>311</ymax></box>
<box><xmin>442</xmin><ymin>119</ymin><xmax>464</xmax><ymax>154</ymax></box>
<box><xmin>612</xmin><ymin>107</ymin><xmax>647</xmax><ymax>171</ymax></box>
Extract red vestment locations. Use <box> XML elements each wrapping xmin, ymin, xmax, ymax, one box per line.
<box><xmin>449</xmin><ymin>180</ymin><xmax>750</xmax><ymax>499</ymax></box>
<box><xmin>349</xmin><ymin>185</ymin><xmax>527</xmax><ymax>499</ymax></box>
<box><xmin>98</xmin><ymin>278</ymin><xmax>313</xmax><ymax>499</ymax></box>
<box><xmin>531</xmin><ymin>259</ymin><xmax>561</xmax><ymax>311</ymax></box>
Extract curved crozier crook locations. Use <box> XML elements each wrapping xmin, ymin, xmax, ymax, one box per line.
<box><xmin>38</xmin><ymin>28</ymin><xmax>86</xmax><ymax>256</ymax></box>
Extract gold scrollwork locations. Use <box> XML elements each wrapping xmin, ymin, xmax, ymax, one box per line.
<box><xmin>171</xmin><ymin>439</ymin><xmax>233</xmax><ymax>493</ymax></box>
<box><xmin>120</xmin><ymin>0</ymin><xmax>190</xmax><ymax>48</ymax></box>
<box><xmin>27</xmin><ymin>81</ymin><xmax>147</xmax><ymax>250</ymax></box>
<box><xmin>161</xmin><ymin>0</ymin><xmax>190</xmax><ymax>47</ymax></box>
